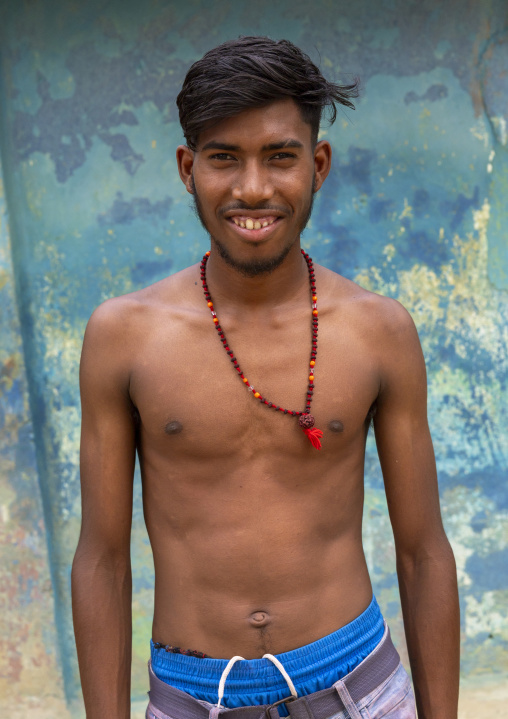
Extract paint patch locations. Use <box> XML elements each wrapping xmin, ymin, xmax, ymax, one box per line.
<box><xmin>98</xmin><ymin>192</ymin><xmax>173</xmax><ymax>226</ymax></box>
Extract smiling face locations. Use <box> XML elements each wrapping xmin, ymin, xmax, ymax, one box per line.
<box><xmin>177</xmin><ymin>98</ymin><xmax>331</xmax><ymax>277</ymax></box>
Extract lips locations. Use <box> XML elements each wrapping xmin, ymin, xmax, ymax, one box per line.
<box><xmin>224</xmin><ymin>216</ymin><xmax>282</xmax><ymax>242</ymax></box>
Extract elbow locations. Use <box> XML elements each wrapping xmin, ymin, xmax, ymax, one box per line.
<box><xmin>395</xmin><ymin>531</ymin><xmax>456</xmax><ymax>577</ymax></box>
<box><xmin>71</xmin><ymin>539</ymin><xmax>131</xmax><ymax>588</ymax></box>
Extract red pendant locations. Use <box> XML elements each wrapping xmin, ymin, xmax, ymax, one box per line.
<box><xmin>298</xmin><ymin>413</ymin><xmax>323</xmax><ymax>450</ymax></box>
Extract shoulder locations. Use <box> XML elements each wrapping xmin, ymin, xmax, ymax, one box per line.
<box><xmin>329</xmin><ymin>275</ymin><xmax>426</xmax><ymax>396</ymax></box>
<box><xmin>85</xmin><ymin>292</ymin><xmax>145</xmax><ymax>342</ymax></box>
<box><xmin>80</xmin><ymin>293</ymin><xmax>143</xmax><ymax>390</ymax></box>
<box><xmin>320</xmin><ymin>264</ymin><xmax>417</xmax><ymax>341</ymax></box>
<box><xmin>84</xmin><ymin>264</ymin><xmax>199</xmax><ymax>344</ymax></box>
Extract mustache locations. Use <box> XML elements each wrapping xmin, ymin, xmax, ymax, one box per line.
<box><xmin>218</xmin><ymin>202</ymin><xmax>289</xmax><ymax>216</ymax></box>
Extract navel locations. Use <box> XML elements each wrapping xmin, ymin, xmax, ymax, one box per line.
<box><xmin>328</xmin><ymin>419</ymin><xmax>344</xmax><ymax>433</ymax></box>
<box><xmin>248</xmin><ymin>611</ymin><xmax>271</xmax><ymax>628</ymax></box>
<box><xmin>164</xmin><ymin>420</ymin><xmax>183</xmax><ymax>435</ymax></box>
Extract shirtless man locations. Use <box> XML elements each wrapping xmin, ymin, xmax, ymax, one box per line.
<box><xmin>72</xmin><ymin>37</ymin><xmax>460</xmax><ymax>719</ymax></box>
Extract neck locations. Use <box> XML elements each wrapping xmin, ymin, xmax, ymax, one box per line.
<box><xmin>203</xmin><ymin>240</ymin><xmax>311</xmax><ymax>311</ymax></box>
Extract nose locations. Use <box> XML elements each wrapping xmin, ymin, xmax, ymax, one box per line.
<box><xmin>232</xmin><ymin>160</ymin><xmax>274</xmax><ymax>205</ymax></box>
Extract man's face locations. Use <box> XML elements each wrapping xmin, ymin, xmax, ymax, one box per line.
<box><xmin>177</xmin><ymin>98</ymin><xmax>331</xmax><ymax>277</ymax></box>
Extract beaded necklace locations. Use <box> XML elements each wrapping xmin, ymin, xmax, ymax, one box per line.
<box><xmin>200</xmin><ymin>249</ymin><xmax>323</xmax><ymax>450</ymax></box>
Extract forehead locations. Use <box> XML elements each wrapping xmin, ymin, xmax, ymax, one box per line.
<box><xmin>196</xmin><ymin>98</ymin><xmax>313</xmax><ymax>150</ymax></box>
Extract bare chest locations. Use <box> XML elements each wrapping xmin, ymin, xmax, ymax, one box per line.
<box><xmin>129</xmin><ymin>306</ymin><xmax>380</xmax><ymax>460</ymax></box>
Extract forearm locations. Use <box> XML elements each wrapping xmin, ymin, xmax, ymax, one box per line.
<box><xmin>71</xmin><ymin>548</ymin><xmax>132</xmax><ymax>719</ymax></box>
<box><xmin>397</xmin><ymin>541</ymin><xmax>460</xmax><ymax>719</ymax></box>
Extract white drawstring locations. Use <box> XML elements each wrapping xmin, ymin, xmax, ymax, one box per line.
<box><xmin>262</xmin><ymin>654</ymin><xmax>298</xmax><ymax>698</ymax></box>
<box><xmin>216</xmin><ymin>656</ymin><xmax>246</xmax><ymax>709</ymax></box>
<box><xmin>212</xmin><ymin>652</ymin><xmax>298</xmax><ymax>717</ymax></box>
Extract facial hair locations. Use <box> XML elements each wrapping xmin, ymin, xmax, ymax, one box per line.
<box><xmin>190</xmin><ymin>174</ymin><xmax>316</xmax><ymax>278</ymax></box>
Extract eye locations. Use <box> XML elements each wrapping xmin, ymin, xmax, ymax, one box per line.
<box><xmin>270</xmin><ymin>152</ymin><xmax>297</xmax><ymax>161</ymax></box>
<box><xmin>210</xmin><ymin>153</ymin><xmax>236</xmax><ymax>161</ymax></box>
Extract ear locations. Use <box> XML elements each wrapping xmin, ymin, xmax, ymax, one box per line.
<box><xmin>313</xmin><ymin>140</ymin><xmax>332</xmax><ymax>192</ymax></box>
<box><xmin>176</xmin><ymin>145</ymin><xmax>195</xmax><ymax>194</ymax></box>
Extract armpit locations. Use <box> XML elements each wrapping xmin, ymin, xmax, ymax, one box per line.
<box><xmin>366</xmin><ymin>402</ymin><xmax>377</xmax><ymax>423</ymax></box>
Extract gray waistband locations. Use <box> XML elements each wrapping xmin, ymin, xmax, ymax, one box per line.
<box><xmin>148</xmin><ymin>623</ymin><xmax>400</xmax><ymax>719</ymax></box>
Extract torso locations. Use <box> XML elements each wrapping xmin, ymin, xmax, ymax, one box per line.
<box><xmin>125</xmin><ymin>262</ymin><xmax>383</xmax><ymax>658</ymax></box>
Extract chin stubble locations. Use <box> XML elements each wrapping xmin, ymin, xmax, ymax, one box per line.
<box><xmin>190</xmin><ymin>174</ymin><xmax>316</xmax><ymax>278</ymax></box>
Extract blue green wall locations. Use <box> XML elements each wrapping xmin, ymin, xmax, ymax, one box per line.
<box><xmin>0</xmin><ymin>0</ymin><xmax>506</xmax><ymax>712</ymax></box>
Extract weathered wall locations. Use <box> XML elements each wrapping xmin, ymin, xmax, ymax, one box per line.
<box><xmin>0</xmin><ymin>0</ymin><xmax>506</xmax><ymax>715</ymax></box>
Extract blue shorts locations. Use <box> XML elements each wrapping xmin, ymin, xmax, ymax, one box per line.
<box><xmin>150</xmin><ymin>596</ymin><xmax>385</xmax><ymax>715</ymax></box>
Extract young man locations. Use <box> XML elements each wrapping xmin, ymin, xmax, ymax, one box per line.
<box><xmin>72</xmin><ymin>37</ymin><xmax>459</xmax><ymax>719</ymax></box>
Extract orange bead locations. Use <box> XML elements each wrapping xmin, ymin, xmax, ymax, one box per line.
<box><xmin>309</xmin><ymin>374</ymin><xmax>314</xmax><ymax>381</ymax></box>
<box><xmin>205</xmin><ymin>251</ymin><xmax>211</xmax><ymax>256</ymax></box>
<box><xmin>243</xmin><ymin>377</ymin><xmax>249</xmax><ymax>384</ymax></box>
<box><xmin>213</xmin><ymin>317</ymin><xmax>219</xmax><ymax>323</ymax></box>
<box><xmin>310</xmin><ymin>360</ymin><xmax>315</xmax><ymax>367</ymax></box>
<box><xmin>254</xmin><ymin>392</ymin><xmax>260</xmax><ymax>398</ymax></box>
<box><xmin>207</xmin><ymin>301</ymin><xmax>213</xmax><ymax>308</ymax></box>
<box><xmin>312</xmin><ymin>295</ymin><xmax>317</xmax><ymax>301</ymax></box>
<box><xmin>312</xmin><ymin>309</ymin><xmax>318</xmax><ymax>316</ymax></box>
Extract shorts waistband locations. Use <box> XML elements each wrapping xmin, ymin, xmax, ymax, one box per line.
<box><xmin>150</xmin><ymin>595</ymin><xmax>384</xmax><ymax>699</ymax></box>
<box><xmin>148</xmin><ymin>619</ymin><xmax>400</xmax><ymax>719</ymax></box>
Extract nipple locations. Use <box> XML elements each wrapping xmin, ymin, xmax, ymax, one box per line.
<box><xmin>328</xmin><ymin>419</ymin><xmax>344</xmax><ymax>433</ymax></box>
<box><xmin>164</xmin><ymin>420</ymin><xmax>183</xmax><ymax>435</ymax></box>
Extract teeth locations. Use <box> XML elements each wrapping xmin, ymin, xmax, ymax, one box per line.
<box><xmin>231</xmin><ymin>217</ymin><xmax>277</xmax><ymax>229</ymax></box>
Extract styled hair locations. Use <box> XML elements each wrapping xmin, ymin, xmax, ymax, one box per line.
<box><xmin>177</xmin><ymin>36</ymin><xmax>359</xmax><ymax>150</ymax></box>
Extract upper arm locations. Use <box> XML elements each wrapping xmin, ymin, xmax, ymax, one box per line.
<box><xmin>77</xmin><ymin>299</ymin><xmax>137</xmax><ymax>558</ymax></box>
<box><xmin>372</xmin><ymin>298</ymin><xmax>447</xmax><ymax>562</ymax></box>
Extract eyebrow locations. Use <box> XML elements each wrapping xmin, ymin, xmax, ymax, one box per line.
<box><xmin>200</xmin><ymin>138</ymin><xmax>304</xmax><ymax>152</ymax></box>
<box><xmin>262</xmin><ymin>139</ymin><xmax>304</xmax><ymax>151</ymax></box>
<box><xmin>200</xmin><ymin>141</ymin><xmax>241</xmax><ymax>152</ymax></box>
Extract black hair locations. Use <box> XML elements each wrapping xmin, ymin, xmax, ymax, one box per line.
<box><xmin>177</xmin><ymin>36</ymin><xmax>359</xmax><ymax>149</ymax></box>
